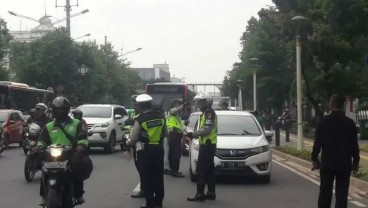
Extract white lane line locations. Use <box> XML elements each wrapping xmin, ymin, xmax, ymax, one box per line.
<box><xmin>273</xmin><ymin>160</ymin><xmax>365</xmax><ymax>206</ymax></box>
<box><xmin>351</xmin><ymin>201</ymin><xmax>367</xmax><ymax>207</ymax></box>
<box><xmin>272</xmin><ymin>159</ymin><xmax>320</xmax><ymax>185</ymax></box>
<box><xmin>133</xmin><ymin>182</ymin><xmax>141</xmax><ymax>193</ymax></box>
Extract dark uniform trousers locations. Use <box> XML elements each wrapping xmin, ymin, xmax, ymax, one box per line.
<box><xmin>168</xmin><ymin>131</ymin><xmax>183</xmax><ymax>173</ymax></box>
<box><xmin>141</xmin><ymin>145</ymin><xmax>164</xmax><ymax>206</ymax></box>
<box><xmin>134</xmin><ymin>148</ymin><xmax>144</xmax><ymax>191</ymax></box>
<box><xmin>319</xmin><ymin>168</ymin><xmax>351</xmax><ymax>208</ymax></box>
<box><xmin>197</xmin><ymin>143</ymin><xmax>216</xmax><ymax>194</ymax></box>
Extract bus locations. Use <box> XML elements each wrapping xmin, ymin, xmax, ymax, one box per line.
<box><xmin>0</xmin><ymin>81</ymin><xmax>55</xmax><ymax>113</ymax></box>
<box><xmin>145</xmin><ymin>83</ymin><xmax>194</xmax><ymax>112</ymax></box>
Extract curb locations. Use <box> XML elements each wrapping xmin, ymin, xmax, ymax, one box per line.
<box><xmin>272</xmin><ymin>149</ymin><xmax>368</xmax><ymax>194</ymax></box>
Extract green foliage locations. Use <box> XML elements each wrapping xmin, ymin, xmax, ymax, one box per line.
<box><xmin>359</xmin><ymin>144</ymin><xmax>368</xmax><ymax>152</ymax></box>
<box><xmin>274</xmin><ymin>145</ymin><xmax>312</xmax><ymax>161</ymax></box>
<box><xmin>0</xmin><ymin>18</ymin><xmax>11</xmax><ymax>80</ymax></box>
<box><xmin>8</xmin><ymin>29</ymin><xmax>142</xmax><ymax>106</ymax></box>
<box><xmin>222</xmin><ymin>0</ymin><xmax>368</xmax><ymax>114</ymax></box>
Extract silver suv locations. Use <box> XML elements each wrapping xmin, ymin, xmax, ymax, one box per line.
<box><xmin>77</xmin><ymin>104</ymin><xmax>128</xmax><ymax>153</ymax></box>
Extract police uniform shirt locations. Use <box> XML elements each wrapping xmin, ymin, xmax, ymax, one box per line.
<box><xmin>192</xmin><ymin>108</ymin><xmax>216</xmax><ymax>138</ymax></box>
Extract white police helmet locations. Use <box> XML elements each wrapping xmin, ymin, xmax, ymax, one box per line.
<box><xmin>136</xmin><ymin>94</ymin><xmax>153</xmax><ymax>103</ymax></box>
<box><xmin>194</xmin><ymin>93</ymin><xmax>213</xmax><ymax>109</ymax></box>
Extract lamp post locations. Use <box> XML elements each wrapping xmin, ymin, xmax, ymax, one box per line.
<box><xmin>250</xmin><ymin>57</ymin><xmax>259</xmax><ymax>111</ymax></box>
<box><xmin>119</xmin><ymin>48</ymin><xmax>142</xmax><ymax>57</ymax></box>
<box><xmin>237</xmin><ymin>79</ymin><xmax>243</xmax><ymax>111</ymax></box>
<box><xmin>291</xmin><ymin>15</ymin><xmax>307</xmax><ymax>150</ymax></box>
<box><xmin>73</xmin><ymin>33</ymin><xmax>91</xmax><ymax>41</ymax></box>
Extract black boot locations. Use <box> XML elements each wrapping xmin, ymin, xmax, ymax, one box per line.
<box><xmin>187</xmin><ymin>193</ymin><xmax>205</xmax><ymax>202</ymax></box>
<box><xmin>140</xmin><ymin>204</ymin><xmax>155</xmax><ymax>208</ymax></box>
<box><xmin>171</xmin><ymin>171</ymin><xmax>184</xmax><ymax>177</ymax></box>
<box><xmin>131</xmin><ymin>191</ymin><xmax>145</xmax><ymax>198</ymax></box>
<box><xmin>205</xmin><ymin>192</ymin><xmax>216</xmax><ymax>200</ymax></box>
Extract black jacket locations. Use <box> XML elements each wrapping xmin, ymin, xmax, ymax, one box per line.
<box><xmin>311</xmin><ymin>111</ymin><xmax>360</xmax><ymax>171</ymax></box>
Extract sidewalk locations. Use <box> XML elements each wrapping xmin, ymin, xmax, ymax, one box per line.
<box><xmin>271</xmin><ymin>130</ymin><xmax>368</xmax><ymax>169</ymax></box>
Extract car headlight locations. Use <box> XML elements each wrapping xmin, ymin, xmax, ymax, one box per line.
<box><xmin>50</xmin><ymin>147</ymin><xmax>63</xmax><ymax>158</ymax></box>
<box><xmin>96</xmin><ymin>121</ymin><xmax>111</xmax><ymax>128</ymax></box>
<box><xmin>250</xmin><ymin>145</ymin><xmax>270</xmax><ymax>154</ymax></box>
<box><xmin>193</xmin><ymin>142</ymin><xmax>199</xmax><ymax>151</ymax></box>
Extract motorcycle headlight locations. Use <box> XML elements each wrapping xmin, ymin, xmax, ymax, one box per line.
<box><xmin>50</xmin><ymin>147</ymin><xmax>63</xmax><ymax>157</ymax></box>
<box><xmin>250</xmin><ymin>145</ymin><xmax>270</xmax><ymax>154</ymax></box>
<box><xmin>193</xmin><ymin>142</ymin><xmax>199</xmax><ymax>151</ymax></box>
<box><xmin>96</xmin><ymin>122</ymin><xmax>111</xmax><ymax>128</ymax></box>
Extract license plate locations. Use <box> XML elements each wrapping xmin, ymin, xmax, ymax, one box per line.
<box><xmin>221</xmin><ymin>161</ymin><xmax>245</xmax><ymax>169</ymax></box>
<box><xmin>43</xmin><ymin>161</ymin><xmax>68</xmax><ymax>169</ymax></box>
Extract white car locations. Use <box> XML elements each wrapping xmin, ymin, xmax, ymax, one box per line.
<box><xmin>189</xmin><ymin>110</ymin><xmax>273</xmax><ymax>183</ymax></box>
<box><xmin>78</xmin><ymin>104</ymin><xmax>128</xmax><ymax>153</ymax></box>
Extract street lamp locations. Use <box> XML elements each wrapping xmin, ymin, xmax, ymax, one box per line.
<box><xmin>291</xmin><ymin>15</ymin><xmax>307</xmax><ymax>150</ymax></box>
<box><xmin>119</xmin><ymin>48</ymin><xmax>142</xmax><ymax>57</ymax></box>
<box><xmin>237</xmin><ymin>79</ymin><xmax>243</xmax><ymax>111</ymax></box>
<box><xmin>78</xmin><ymin>64</ymin><xmax>89</xmax><ymax>76</ymax></box>
<box><xmin>250</xmin><ymin>57</ymin><xmax>259</xmax><ymax>111</ymax></box>
<box><xmin>73</xmin><ymin>33</ymin><xmax>91</xmax><ymax>41</ymax></box>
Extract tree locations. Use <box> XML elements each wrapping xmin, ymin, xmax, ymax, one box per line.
<box><xmin>0</xmin><ymin>19</ymin><xmax>12</xmax><ymax>80</ymax></box>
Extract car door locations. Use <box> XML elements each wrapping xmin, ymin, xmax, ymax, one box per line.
<box><xmin>7</xmin><ymin>112</ymin><xmax>20</xmax><ymax>143</ymax></box>
<box><xmin>113</xmin><ymin>107</ymin><xmax>126</xmax><ymax>142</ymax></box>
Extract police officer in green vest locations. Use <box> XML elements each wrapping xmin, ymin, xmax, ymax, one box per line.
<box><xmin>35</xmin><ymin>96</ymin><xmax>91</xmax><ymax>206</ymax></box>
<box><xmin>166</xmin><ymin>99</ymin><xmax>185</xmax><ymax>177</ymax></box>
<box><xmin>130</xmin><ymin>94</ymin><xmax>167</xmax><ymax>208</ymax></box>
<box><xmin>186</xmin><ymin>93</ymin><xmax>218</xmax><ymax>202</ymax></box>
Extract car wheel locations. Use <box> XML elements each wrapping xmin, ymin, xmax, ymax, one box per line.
<box><xmin>259</xmin><ymin>175</ymin><xmax>271</xmax><ymax>184</ymax></box>
<box><xmin>104</xmin><ymin>131</ymin><xmax>116</xmax><ymax>154</ymax></box>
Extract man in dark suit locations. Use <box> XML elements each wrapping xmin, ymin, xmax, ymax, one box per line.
<box><xmin>311</xmin><ymin>94</ymin><xmax>360</xmax><ymax>208</ymax></box>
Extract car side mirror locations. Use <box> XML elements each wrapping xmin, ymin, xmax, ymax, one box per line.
<box><xmin>114</xmin><ymin>114</ymin><xmax>122</xmax><ymax>120</ymax></box>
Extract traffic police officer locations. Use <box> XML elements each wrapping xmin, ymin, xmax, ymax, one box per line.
<box><xmin>129</xmin><ymin>94</ymin><xmax>167</xmax><ymax>208</ymax></box>
<box><xmin>186</xmin><ymin>93</ymin><xmax>218</xmax><ymax>202</ymax></box>
<box><xmin>127</xmin><ymin>95</ymin><xmax>145</xmax><ymax>198</ymax></box>
<box><xmin>166</xmin><ymin>99</ymin><xmax>185</xmax><ymax>177</ymax></box>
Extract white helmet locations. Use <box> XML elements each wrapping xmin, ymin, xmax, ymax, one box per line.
<box><xmin>28</xmin><ymin>123</ymin><xmax>41</xmax><ymax>140</ymax></box>
<box><xmin>194</xmin><ymin>93</ymin><xmax>213</xmax><ymax>109</ymax></box>
<box><xmin>136</xmin><ymin>94</ymin><xmax>153</xmax><ymax>103</ymax></box>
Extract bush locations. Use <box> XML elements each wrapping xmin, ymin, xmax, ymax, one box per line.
<box><xmin>274</xmin><ymin>146</ymin><xmax>368</xmax><ymax>182</ymax></box>
<box><xmin>360</xmin><ymin>144</ymin><xmax>368</xmax><ymax>152</ymax></box>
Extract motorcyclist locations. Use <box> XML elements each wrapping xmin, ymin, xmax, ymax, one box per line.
<box><xmin>280</xmin><ymin>109</ymin><xmax>291</xmax><ymax>129</ymax></box>
<box><xmin>72</xmin><ymin>109</ymin><xmax>88</xmax><ymax>131</ymax></box>
<box><xmin>33</xmin><ymin>103</ymin><xmax>52</xmax><ymax>128</ymax></box>
<box><xmin>25</xmin><ymin>108</ymin><xmax>36</xmax><ymax>124</ymax></box>
<box><xmin>34</xmin><ymin>96</ymin><xmax>92</xmax><ymax>206</ymax></box>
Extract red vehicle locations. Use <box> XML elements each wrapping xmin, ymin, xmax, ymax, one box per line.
<box><xmin>0</xmin><ymin>109</ymin><xmax>25</xmax><ymax>147</ymax></box>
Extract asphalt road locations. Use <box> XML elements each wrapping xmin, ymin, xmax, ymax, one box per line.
<box><xmin>0</xmin><ymin>145</ymin><xmax>367</xmax><ymax>208</ymax></box>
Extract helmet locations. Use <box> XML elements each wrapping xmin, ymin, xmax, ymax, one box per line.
<box><xmin>131</xmin><ymin>95</ymin><xmax>138</xmax><ymax>104</ymax></box>
<box><xmin>72</xmin><ymin>109</ymin><xmax>83</xmax><ymax>120</ymax></box>
<box><xmin>52</xmin><ymin>96</ymin><xmax>71</xmax><ymax>120</ymax></box>
<box><xmin>35</xmin><ymin>103</ymin><xmax>48</xmax><ymax>116</ymax></box>
<box><xmin>136</xmin><ymin>94</ymin><xmax>153</xmax><ymax>103</ymax></box>
<box><xmin>28</xmin><ymin>123</ymin><xmax>41</xmax><ymax>140</ymax></box>
<box><xmin>194</xmin><ymin>93</ymin><xmax>213</xmax><ymax>111</ymax></box>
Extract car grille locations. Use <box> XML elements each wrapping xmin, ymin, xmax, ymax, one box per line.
<box><xmin>87</xmin><ymin>124</ymin><xmax>94</xmax><ymax>131</ymax></box>
<box><xmin>215</xmin><ymin>148</ymin><xmax>256</xmax><ymax>160</ymax></box>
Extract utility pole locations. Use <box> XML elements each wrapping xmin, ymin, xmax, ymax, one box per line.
<box><xmin>56</xmin><ymin>0</ymin><xmax>79</xmax><ymax>37</ymax></box>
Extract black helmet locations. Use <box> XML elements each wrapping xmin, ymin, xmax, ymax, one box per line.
<box><xmin>131</xmin><ymin>95</ymin><xmax>138</xmax><ymax>104</ymax></box>
<box><xmin>52</xmin><ymin>96</ymin><xmax>70</xmax><ymax>121</ymax></box>
<box><xmin>72</xmin><ymin>109</ymin><xmax>83</xmax><ymax>120</ymax></box>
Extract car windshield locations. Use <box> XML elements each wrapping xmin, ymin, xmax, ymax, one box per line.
<box><xmin>78</xmin><ymin>106</ymin><xmax>112</xmax><ymax>118</ymax></box>
<box><xmin>0</xmin><ymin>112</ymin><xmax>7</xmax><ymax>122</ymax></box>
<box><xmin>218</xmin><ymin>115</ymin><xmax>261</xmax><ymax>136</ymax></box>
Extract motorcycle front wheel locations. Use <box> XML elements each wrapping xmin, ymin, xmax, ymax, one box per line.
<box><xmin>46</xmin><ymin>187</ymin><xmax>60</xmax><ymax>208</ymax></box>
<box><xmin>24</xmin><ymin>155</ymin><xmax>36</xmax><ymax>182</ymax></box>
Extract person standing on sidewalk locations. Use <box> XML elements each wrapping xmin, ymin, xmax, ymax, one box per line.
<box><xmin>311</xmin><ymin>94</ymin><xmax>360</xmax><ymax>208</ymax></box>
<box><xmin>166</xmin><ymin>99</ymin><xmax>185</xmax><ymax>177</ymax></box>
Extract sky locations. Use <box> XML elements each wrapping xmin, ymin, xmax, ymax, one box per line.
<box><xmin>0</xmin><ymin>0</ymin><xmax>274</xmax><ymax>84</ymax></box>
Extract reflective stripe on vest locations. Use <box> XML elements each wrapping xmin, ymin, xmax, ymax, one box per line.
<box><xmin>199</xmin><ymin>113</ymin><xmax>218</xmax><ymax>145</ymax></box>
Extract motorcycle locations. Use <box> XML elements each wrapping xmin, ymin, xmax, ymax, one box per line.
<box><xmin>40</xmin><ymin>144</ymin><xmax>81</xmax><ymax>208</ymax></box>
<box><xmin>0</xmin><ymin>132</ymin><xmax>5</xmax><ymax>156</ymax></box>
<box><xmin>24</xmin><ymin>123</ymin><xmax>42</xmax><ymax>182</ymax></box>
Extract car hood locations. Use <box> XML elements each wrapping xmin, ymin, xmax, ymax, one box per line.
<box><xmin>216</xmin><ymin>135</ymin><xmax>268</xmax><ymax>149</ymax></box>
<box><xmin>83</xmin><ymin>117</ymin><xmax>111</xmax><ymax>124</ymax></box>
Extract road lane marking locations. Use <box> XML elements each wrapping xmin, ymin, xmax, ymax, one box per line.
<box><xmin>351</xmin><ymin>201</ymin><xmax>367</xmax><ymax>207</ymax></box>
<box><xmin>273</xmin><ymin>159</ymin><xmax>365</xmax><ymax>206</ymax></box>
<box><xmin>133</xmin><ymin>182</ymin><xmax>140</xmax><ymax>193</ymax></box>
